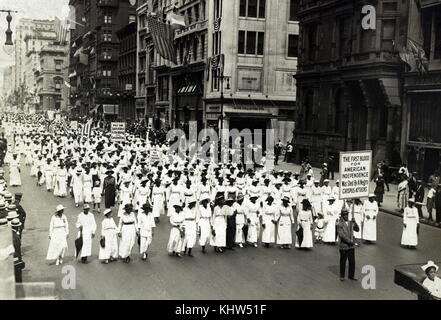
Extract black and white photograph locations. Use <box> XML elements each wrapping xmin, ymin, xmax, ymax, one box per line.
<box><xmin>0</xmin><ymin>0</ymin><xmax>440</xmax><ymax>307</ymax></box>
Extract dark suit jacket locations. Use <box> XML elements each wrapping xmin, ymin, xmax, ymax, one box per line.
<box><xmin>337</xmin><ymin>220</ymin><xmax>360</xmax><ymax>250</ymax></box>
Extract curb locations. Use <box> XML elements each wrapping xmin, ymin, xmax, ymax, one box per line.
<box><xmin>380</xmin><ymin>207</ymin><xmax>441</xmax><ymax>229</ymax></box>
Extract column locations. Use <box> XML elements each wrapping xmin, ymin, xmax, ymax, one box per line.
<box><xmin>365</xmin><ymin>106</ymin><xmax>374</xmax><ymax>150</ymax></box>
<box><xmin>346</xmin><ymin>103</ymin><xmax>353</xmax><ymax>151</ymax></box>
<box><xmin>386</xmin><ymin>103</ymin><xmax>395</xmax><ymax>161</ymax></box>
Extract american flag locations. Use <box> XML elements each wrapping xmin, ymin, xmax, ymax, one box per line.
<box><xmin>146</xmin><ymin>15</ymin><xmax>177</xmax><ymax>64</ymax></box>
<box><xmin>54</xmin><ymin>17</ymin><xmax>69</xmax><ymax>46</ymax></box>
<box><xmin>81</xmin><ymin>119</ymin><xmax>93</xmax><ymax>138</ymax></box>
<box><xmin>213</xmin><ymin>17</ymin><xmax>222</xmax><ymax>33</ymax></box>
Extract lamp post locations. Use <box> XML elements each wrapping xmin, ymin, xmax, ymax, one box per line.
<box><xmin>218</xmin><ymin>74</ymin><xmax>231</xmax><ymax>135</ymax></box>
<box><xmin>0</xmin><ymin>10</ymin><xmax>18</xmax><ymax>46</ymax></box>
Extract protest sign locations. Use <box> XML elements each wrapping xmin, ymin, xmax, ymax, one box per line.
<box><xmin>339</xmin><ymin>150</ymin><xmax>372</xmax><ymax>200</ymax></box>
<box><xmin>111</xmin><ymin>122</ymin><xmax>126</xmax><ymax>143</ymax></box>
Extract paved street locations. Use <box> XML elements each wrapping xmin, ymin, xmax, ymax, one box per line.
<box><xmin>5</xmin><ymin>160</ymin><xmax>441</xmax><ymax>300</ymax></box>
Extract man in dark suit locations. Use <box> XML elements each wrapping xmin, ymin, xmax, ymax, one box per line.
<box><xmin>337</xmin><ymin>208</ymin><xmax>360</xmax><ymax>281</ymax></box>
<box><xmin>14</xmin><ymin>193</ymin><xmax>26</xmax><ymax>234</ymax></box>
<box><xmin>415</xmin><ymin>180</ymin><xmax>425</xmax><ymax>219</ymax></box>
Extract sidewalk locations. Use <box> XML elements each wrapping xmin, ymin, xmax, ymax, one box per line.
<box><xmin>274</xmin><ymin>161</ymin><xmax>440</xmax><ymax>229</ymax></box>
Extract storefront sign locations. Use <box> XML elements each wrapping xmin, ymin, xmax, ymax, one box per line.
<box><xmin>339</xmin><ymin>150</ymin><xmax>372</xmax><ymax>200</ymax></box>
<box><xmin>232</xmin><ymin>105</ymin><xmax>265</xmax><ymax>111</ymax></box>
<box><xmin>111</xmin><ymin>122</ymin><xmax>126</xmax><ymax>143</ymax></box>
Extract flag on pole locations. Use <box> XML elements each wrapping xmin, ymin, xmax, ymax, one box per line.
<box><xmin>146</xmin><ymin>15</ymin><xmax>177</xmax><ymax>64</ymax></box>
<box><xmin>81</xmin><ymin>119</ymin><xmax>93</xmax><ymax>138</ymax></box>
<box><xmin>54</xmin><ymin>17</ymin><xmax>69</xmax><ymax>45</ymax></box>
<box><xmin>166</xmin><ymin>12</ymin><xmax>187</xmax><ymax>29</ymax></box>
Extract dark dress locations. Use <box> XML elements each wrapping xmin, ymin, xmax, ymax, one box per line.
<box><xmin>103</xmin><ymin>176</ymin><xmax>116</xmax><ymax>208</ymax></box>
<box><xmin>374</xmin><ymin>178</ymin><xmax>385</xmax><ymax>203</ymax></box>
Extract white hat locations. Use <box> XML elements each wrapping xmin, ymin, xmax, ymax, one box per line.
<box><xmin>408</xmin><ymin>198</ymin><xmax>415</xmax><ymax>203</ymax></box>
<box><xmin>103</xmin><ymin>208</ymin><xmax>112</xmax><ymax>215</ymax></box>
<box><xmin>187</xmin><ymin>196</ymin><xmax>197</xmax><ymax>204</ymax></box>
<box><xmin>328</xmin><ymin>196</ymin><xmax>336</xmax><ymax>201</ymax></box>
<box><xmin>422</xmin><ymin>261</ymin><xmax>439</xmax><ymax>272</ymax></box>
<box><xmin>368</xmin><ymin>193</ymin><xmax>376</xmax><ymax>198</ymax></box>
<box><xmin>56</xmin><ymin>204</ymin><xmax>65</xmax><ymax>212</ymax></box>
<box><xmin>83</xmin><ymin>204</ymin><xmax>90</xmax><ymax>209</ymax></box>
<box><xmin>324</xmin><ymin>179</ymin><xmax>330</xmax><ymax>183</ymax></box>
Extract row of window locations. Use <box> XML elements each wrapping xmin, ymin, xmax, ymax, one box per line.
<box><xmin>237</xmin><ymin>31</ymin><xmax>298</xmax><ymax>58</ymax></box>
<box><xmin>239</xmin><ymin>0</ymin><xmax>298</xmax><ymax>21</ymax></box>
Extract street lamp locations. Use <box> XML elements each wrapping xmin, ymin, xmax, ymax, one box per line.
<box><xmin>0</xmin><ymin>10</ymin><xmax>18</xmax><ymax>46</ymax></box>
<box><xmin>218</xmin><ymin>74</ymin><xmax>231</xmax><ymax>134</ymax></box>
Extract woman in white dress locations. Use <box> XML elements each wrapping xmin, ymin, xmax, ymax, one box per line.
<box><xmin>350</xmin><ymin>198</ymin><xmax>363</xmax><ymax>240</ymax></box>
<box><xmin>138</xmin><ymin>203</ymin><xmax>156</xmax><ymax>261</ymax></box>
<box><xmin>245</xmin><ymin>195</ymin><xmax>260</xmax><ymax>247</ymax></box>
<box><xmin>54</xmin><ymin>163</ymin><xmax>68</xmax><ymax>197</ymax></box>
<box><xmin>167</xmin><ymin>178</ymin><xmax>184</xmax><ymax>217</ymax></box>
<box><xmin>197</xmin><ymin>197</ymin><xmax>212</xmax><ymax>253</ymax></box>
<box><xmin>118</xmin><ymin>204</ymin><xmax>138</xmax><ymax>262</ymax></box>
<box><xmin>276</xmin><ymin>196</ymin><xmax>295</xmax><ymax>249</ymax></box>
<box><xmin>46</xmin><ymin>205</ymin><xmax>69</xmax><ymax>266</ymax></box>
<box><xmin>210</xmin><ymin>196</ymin><xmax>228</xmax><ymax>253</ymax></box>
<box><xmin>362</xmin><ymin>194</ymin><xmax>378</xmax><ymax>243</ymax></box>
<box><xmin>261</xmin><ymin>196</ymin><xmax>278</xmax><ymax>248</ymax></box>
<box><xmin>44</xmin><ymin>159</ymin><xmax>55</xmax><ymax>191</ymax></box>
<box><xmin>295</xmin><ymin>199</ymin><xmax>314</xmax><ymax>249</ymax></box>
<box><xmin>8</xmin><ymin>154</ymin><xmax>21</xmax><ymax>187</ymax></box>
<box><xmin>401</xmin><ymin>198</ymin><xmax>419</xmax><ymax>248</ymax></box>
<box><xmin>323</xmin><ymin>196</ymin><xmax>339</xmax><ymax>244</ymax></box>
<box><xmin>233</xmin><ymin>193</ymin><xmax>247</xmax><ymax>247</ymax></box>
<box><xmin>98</xmin><ymin>208</ymin><xmax>118</xmax><ymax>264</ymax></box>
<box><xmin>82</xmin><ymin>168</ymin><xmax>93</xmax><ymax>204</ymax></box>
<box><xmin>167</xmin><ymin>203</ymin><xmax>185</xmax><ymax>257</ymax></box>
<box><xmin>151</xmin><ymin>179</ymin><xmax>165</xmax><ymax>222</ymax></box>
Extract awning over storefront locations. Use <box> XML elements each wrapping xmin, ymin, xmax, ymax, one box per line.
<box><xmin>225</xmin><ymin>112</ymin><xmax>285</xmax><ymax>119</ymax></box>
<box><xmin>103</xmin><ymin>104</ymin><xmax>119</xmax><ymax>115</ymax></box>
<box><xmin>421</xmin><ymin>0</ymin><xmax>441</xmax><ymax>8</ymax></box>
<box><xmin>177</xmin><ymin>83</ymin><xmax>201</xmax><ymax>95</ymax></box>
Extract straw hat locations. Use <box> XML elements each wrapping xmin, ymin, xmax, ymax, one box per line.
<box><xmin>56</xmin><ymin>204</ymin><xmax>65</xmax><ymax>212</ymax></box>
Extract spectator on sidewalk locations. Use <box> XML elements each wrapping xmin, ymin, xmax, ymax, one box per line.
<box><xmin>415</xmin><ymin>180</ymin><xmax>425</xmax><ymax>219</ymax></box>
<box><xmin>435</xmin><ymin>184</ymin><xmax>441</xmax><ymax>226</ymax></box>
<box><xmin>284</xmin><ymin>141</ymin><xmax>293</xmax><ymax>163</ymax></box>
<box><xmin>427</xmin><ymin>185</ymin><xmax>436</xmax><ymax>222</ymax></box>
<box><xmin>320</xmin><ymin>163</ymin><xmax>329</xmax><ymax>186</ymax></box>
<box><xmin>381</xmin><ymin>160</ymin><xmax>390</xmax><ymax>192</ymax></box>
<box><xmin>374</xmin><ymin>174</ymin><xmax>385</xmax><ymax>207</ymax></box>
<box><xmin>399</xmin><ymin>163</ymin><xmax>409</xmax><ymax>179</ymax></box>
<box><xmin>397</xmin><ymin>176</ymin><xmax>409</xmax><ymax>214</ymax></box>
<box><xmin>328</xmin><ymin>155</ymin><xmax>336</xmax><ymax>180</ymax></box>
<box><xmin>274</xmin><ymin>141</ymin><xmax>282</xmax><ymax>166</ymax></box>
<box><xmin>408</xmin><ymin>172</ymin><xmax>418</xmax><ymax>199</ymax></box>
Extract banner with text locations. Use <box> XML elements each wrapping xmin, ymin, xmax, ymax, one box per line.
<box><xmin>111</xmin><ymin>122</ymin><xmax>126</xmax><ymax>143</ymax></box>
<box><xmin>339</xmin><ymin>150</ymin><xmax>372</xmax><ymax>200</ymax></box>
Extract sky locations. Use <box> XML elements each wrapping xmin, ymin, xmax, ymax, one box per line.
<box><xmin>0</xmin><ymin>0</ymin><xmax>69</xmax><ymax>73</ymax></box>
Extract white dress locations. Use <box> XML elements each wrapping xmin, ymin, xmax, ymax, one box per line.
<box><xmin>233</xmin><ymin>202</ymin><xmax>246</xmax><ymax>244</ymax></box>
<box><xmin>151</xmin><ymin>186</ymin><xmax>165</xmax><ymax>218</ymax></box>
<box><xmin>183</xmin><ymin>207</ymin><xmax>197</xmax><ymax>249</ymax></box>
<box><xmin>118</xmin><ymin>212</ymin><xmax>138</xmax><ymax>258</ymax></box>
<box><xmin>422</xmin><ymin>277</ymin><xmax>441</xmax><ymax>299</ymax></box>
<box><xmin>167</xmin><ymin>211</ymin><xmax>185</xmax><ymax>253</ymax></box>
<box><xmin>9</xmin><ymin>158</ymin><xmax>21</xmax><ymax>186</ymax></box>
<box><xmin>75</xmin><ymin>212</ymin><xmax>97</xmax><ymax>258</ymax></box>
<box><xmin>362</xmin><ymin>200</ymin><xmax>378</xmax><ymax>241</ymax></box>
<box><xmin>46</xmin><ymin>215</ymin><xmax>69</xmax><ymax>260</ymax></box>
<box><xmin>54</xmin><ymin>168</ymin><xmax>68</xmax><ymax>197</ymax></box>
<box><xmin>295</xmin><ymin>209</ymin><xmax>314</xmax><ymax>248</ymax></box>
<box><xmin>246</xmin><ymin>202</ymin><xmax>260</xmax><ymax>243</ymax></box>
<box><xmin>401</xmin><ymin>206</ymin><xmax>419</xmax><ymax>246</ymax></box>
<box><xmin>210</xmin><ymin>206</ymin><xmax>227</xmax><ymax>247</ymax></box>
<box><xmin>276</xmin><ymin>205</ymin><xmax>294</xmax><ymax>245</ymax></box>
<box><xmin>138</xmin><ymin>211</ymin><xmax>155</xmax><ymax>254</ymax></box>
<box><xmin>98</xmin><ymin>217</ymin><xmax>119</xmax><ymax>260</ymax></box>
<box><xmin>261</xmin><ymin>203</ymin><xmax>277</xmax><ymax>244</ymax></box>
<box><xmin>323</xmin><ymin>202</ymin><xmax>339</xmax><ymax>242</ymax></box>
<box><xmin>197</xmin><ymin>205</ymin><xmax>212</xmax><ymax>246</ymax></box>
<box><xmin>350</xmin><ymin>204</ymin><xmax>363</xmax><ymax>239</ymax></box>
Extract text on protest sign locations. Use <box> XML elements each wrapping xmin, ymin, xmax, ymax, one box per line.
<box><xmin>111</xmin><ymin>122</ymin><xmax>126</xmax><ymax>143</ymax></box>
<box><xmin>339</xmin><ymin>150</ymin><xmax>372</xmax><ymax>200</ymax></box>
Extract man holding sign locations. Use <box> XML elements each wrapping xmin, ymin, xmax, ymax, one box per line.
<box><xmin>337</xmin><ymin>150</ymin><xmax>372</xmax><ymax>281</ymax></box>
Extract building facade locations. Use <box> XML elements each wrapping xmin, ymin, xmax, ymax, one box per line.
<box><xmin>2</xmin><ymin>66</ymin><xmax>15</xmax><ymax>98</ymax></box>
<box><xmin>294</xmin><ymin>0</ymin><xmax>405</xmax><ymax>168</ymax></box>
<box><xmin>36</xmin><ymin>44</ymin><xmax>70</xmax><ymax>112</ymax></box>
<box><xmin>68</xmin><ymin>0</ymin><xmax>137</xmax><ymax>119</ymax></box>
<box><xmin>402</xmin><ymin>0</ymin><xmax>441</xmax><ymax>181</ymax></box>
<box><xmin>138</xmin><ymin>0</ymin><xmax>297</xmax><ymax>140</ymax></box>
<box><xmin>116</xmin><ymin>21</ymin><xmax>137</xmax><ymax>120</ymax></box>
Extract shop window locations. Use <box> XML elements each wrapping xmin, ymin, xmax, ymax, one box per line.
<box><xmin>158</xmin><ymin>76</ymin><xmax>169</xmax><ymax>101</ymax></box>
<box><xmin>288</xmin><ymin>34</ymin><xmax>298</xmax><ymax>58</ymax></box>
<box><xmin>289</xmin><ymin>0</ymin><xmax>299</xmax><ymax>21</ymax></box>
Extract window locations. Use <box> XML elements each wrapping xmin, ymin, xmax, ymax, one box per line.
<box><xmin>287</xmin><ymin>34</ymin><xmax>298</xmax><ymax>57</ymax></box>
<box><xmin>104</xmin><ymin>14</ymin><xmax>112</xmax><ymax>24</ymax></box>
<box><xmin>338</xmin><ymin>17</ymin><xmax>351</xmax><ymax>57</ymax></box>
<box><xmin>195</xmin><ymin>4</ymin><xmax>200</xmax><ymax>22</ymax></box>
<box><xmin>158</xmin><ymin>76</ymin><xmax>169</xmax><ymax>101</ymax></box>
<box><xmin>200</xmin><ymin>34</ymin><xmax>205</xmax><ymax>58</ymax></box>
<box><xmin>289</xmin><ymin>0</ymin><xmax>299</xmax><ymax>21</ymax></box>
<box><xmin>435</xmin><ymin>9</ymin><xmax>441</xmax><ymax>59</ymax></box>
<box><xmin>129</xmin><ymin>15</ymin><xmax>136</xmax><ymax>24</ymax></box>
<box><xmin>246</xmin><ymin>31</ymin><xmax>257</xmax><ymax>54</ymax></box>
<box><xmin>238</xmin><ymin>30</ymin><xmax>245</xmax><ymax>54</ymax></box>
<box><xmin>239</xmin><ymin>0</ymin><xmax>265</xmax><ymax>18</ymax></box>
<box><xmin>193</xmin><ymin>38</ymin><xmax>198</xmax><ymax>61</ymax></box>
<box><xmin>238</xmin><ymin>31</ymin><xmax>264</xmax><ymax>55</ymax></box>
<box><xmin>381</xmin><ymin>20</ymin><xmax>396</xmax><ymax>51</ymax></box>
<box><xmin>103</xmin><ymin>32</ymin><xmax>112</xmax><ymax>42</ymax></box>
<box><xmin>257</xmin><ymin>32</ymin><xmax>264</xmax><ymax>55</ymax></box>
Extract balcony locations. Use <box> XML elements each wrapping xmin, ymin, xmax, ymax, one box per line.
<box><xmin>174</xmin><ymin>20</ymin><xmax>208</xmax><ymax>39</ymax></box>
<box><xmin>98</xmin><ymin>52</ymin><xmax>118</xmax><ymax>62</ymax></box>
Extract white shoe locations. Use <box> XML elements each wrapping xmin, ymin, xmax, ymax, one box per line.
<box><xmin>59</xmin><ymin>258</ymin><xmax>63</xmax><ymax>264</ymax></box>
<box><xmin>55</xmin><ymin>259</ymin><xmax>60</xmax><ymax>266</ymax></box>
<box><xmin>238</xmin><ymin>243</ymin><xmax>243</xmax><ymax>248</ymax></box>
